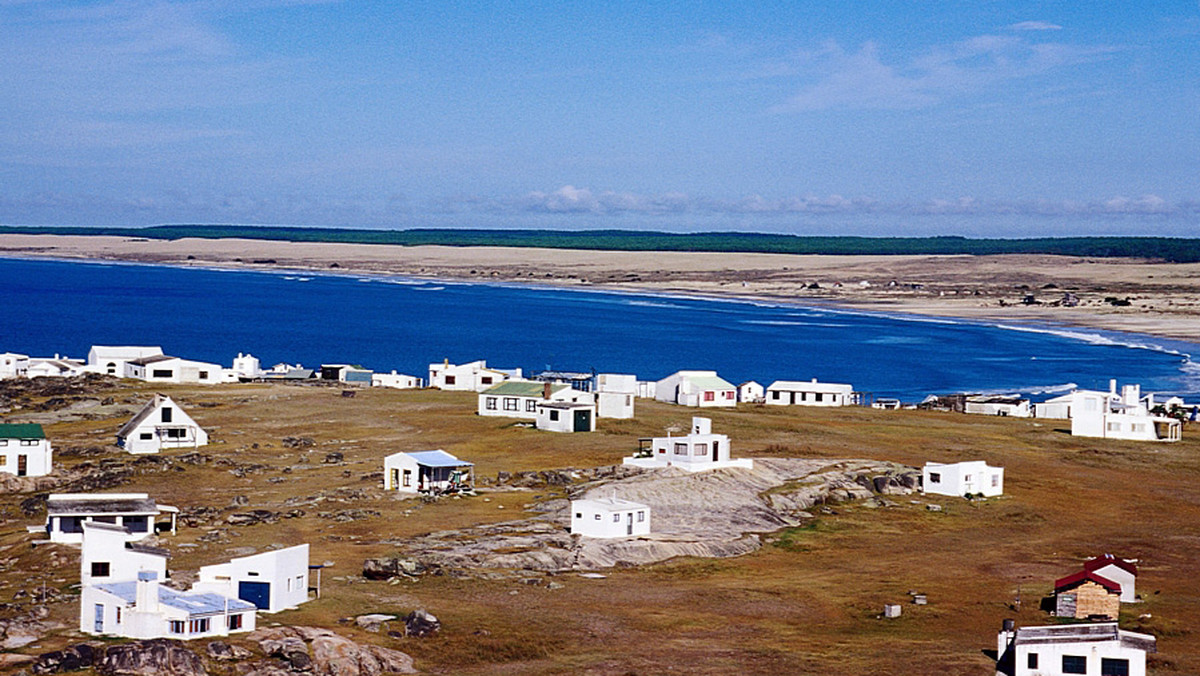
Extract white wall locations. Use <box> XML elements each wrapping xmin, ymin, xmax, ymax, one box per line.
<box><xmin>0</xmin><ymin>438</ymin><xmax>52</xmax><ymax>477</ymax></box>
<box><xmin>923</xmin><ymin>461</ymin><xmax>1003</xmax><ymax>498</ymax></box>
<box><xmin>372</xmin><ymin>371</ymin><xmax>421</xmax><ymax>388</ymax></box>
<box><xmin>571</xmin><ymin>500</ymin><xmax>651</xmax><ymax>538</ymax></box>
<box><xmin>80</xmin><ymin>523</ymin><xmax>166</xmax><ymax>586</ymax></box>
<box><xmin>193</xmin><ymin>544</ymin><xmax>309</xmax><ymax>614</ymax></box>
<box><xmin>597</xmin><ymin>391</ymin><xmax>634</xmax><ymax>419</ymax></box>
<box><xmin>120</xmin><ymin>398</ymin><xmax>209</xmax><ymax>454</ymax></box>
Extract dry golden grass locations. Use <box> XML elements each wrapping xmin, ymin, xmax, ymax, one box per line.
<box><xmin>1</xmin><ymin>381</ymin><xmax>1197</xmax><ymax>674</ymax></box>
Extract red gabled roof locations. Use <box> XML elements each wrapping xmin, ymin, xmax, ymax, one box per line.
<box><xmin>1084</xmin><ymin>554</ymin><xmax>1137</xmax><ymax>577</ymax></box>
<box><xmin>1055</xmin><ymin>570</ymin><xmax>1122</xmax><ymax>595</ymax></box>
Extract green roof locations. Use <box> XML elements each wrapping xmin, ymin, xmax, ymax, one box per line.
<box><xmin>687</xmin><ymin>375</ymin><xmax>735</xmax><ymax>390</ymax></box>
<box><xmin>482</xmin><ymin>381</ymin><xmax>570</xmax><ymax>397</ymax></box>
<box><xmin>0</xmin><ymin>423</ymin><xmax>45</xmax><ymax>440</ymax></box>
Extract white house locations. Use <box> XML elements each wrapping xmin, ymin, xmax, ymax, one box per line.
<box><xmin>79</xmin><ymin>521</ymin><xmax>168</xmax><ymax>587</ymax></box>
<box><xmin>383</xmin><ymin>450</ymin><xmax>474</xmax><ymax>494</ymax></box>
<box><xmin>124</xmin><ymin>355</ymin><xmax>224</xmax><ymax>385</ymax></box>
<box><xmin>922</xmin><ymin>461</ymin><xmax>1004</xmax><ymax>498</ymax></box>
<box><xmin>0</xmin><ymin>423</ymin><xmax>53</xmax><ymax>477</ymax></box>
<box><xmin>478</xmin><ymin>381</ymin><xmax>592</xmax><ymax>420</ymax></box>
<box><xmin>428</xmin><ymin>359</ymin><xmax>521</xmax><ymax>391</ymax></box>
<box><xmin>1083</xmin><ymin>554</ymin><xmax>1138</xmax><ymax>604</ymax></box>
<box><xmin>192</xmin><ymin>544</ymin><xmax>310</xmax><ymax>613</ymax></box>
<box><xmin>39</xmin><ymin>493</ymin><xmax>177</xmax><ymax>544</ymax></box>
<box><xmin>536</xmin><ymin>401</ymin><xmax>596</xmax><ymax>433</ymax></box>
<box><xmin>1071</xmin><ymin>381</ymin><xmax>1181</xmax><ymax>442</ymax></box>
<box><xmin>86</xmin><ymin>346</ymin><xmax>164</xmax><ymax>377</ymax></box>
<box><xmin>0</xmin><ymin>352</ymin><xmax>29</xmax><ymax>379</ymax></box>
<box><xmin>570</xmin><ymin>497</ymin><xmax>651</xmax><ymax>538</ymax></box>
<box><xmin>765</xmin><ymin>379</ymin><xmax>858</xmax><ymax>407</ymax></box>
<box><xmin>595</xmin><ymin>373</ymin><xmax>637</xmax><ymax>419</ymax></box>
<box><xmin>320</xmin><ymin>364</ymin><xmax>373</xmax><ymax>386</ymax></box>
<box><xmin>117</xmin><ymin>394</ymin><xmax>208</xmax><ymax>454</ymax></box>
<box><xmin>737</xmin><ymin>381</ymin><xmax>764</xmax><ymax>403</ymax></box>
<box><xmin>25</xmin><ymin>356</ymin><xmax>88</xmax><ymax>378</ymax></box>
<box><xmin>230</xmin><ymin>353</ymin><xmax>262</xmax><ymax>380</ymax></box>
<box><xmin>964</xmin><ymin>395</ymin><xmax>1032</xmax><ymax>417</ymax></box>
<box><xmin>996</xmin><ymin>621</ymin><xmax>1155</xmax><ymax>676</ymax></box>
<box><xmin>372</xmin><ymin>371</ymin><xmax>423</xmax><ymax>389</ymax></box>
<box><xmin>81</xmin><ymin>571</ymin><xmax>256</xmax><ymax>640</ymax></box>
<box><xmin>654</xmin><ymin>370</ymin><xmax>737</xmax><ymax>408</ymax></box>
<box><xmin>624</xmin><ymin>416</ymin><xmax>753</xmax><ymax>472</ymax></box>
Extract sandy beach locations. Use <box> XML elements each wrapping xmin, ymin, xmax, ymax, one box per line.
<box><xmin>4</xmin><ymin>233</ymin><xmax>1200</xmax><ymax>343</ymax></box>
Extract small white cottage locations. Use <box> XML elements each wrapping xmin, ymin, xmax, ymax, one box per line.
<box><xmin>371</xmin><ymin>371</ymin><xmax>423</xmax><ymax>389</ymax></box>
<box><xmin>478</xmin><ymin>381</ymin><xmax>591</xmax><ymax>420</ymax></box>
<box><xmin>737</xmin><ymin>381</ymin><xmax>764</xmax><ymax>403</ymax></box>
<box><xmin>0</xmin><ymin>352</ymin><xmax>29</xmax><ymax>379</ymax></box>
<box><xmin>192</xmin><ymin>544</ymin><xmax>310</xmax><ymax>613</ymax></box>
<box><xmin>921</xmin><ymin>461</ymin><xmax>1004</xmax><ymax>498</ymax></box>
<box><xmin>25</xmin><ymin>356</ymin><xmax>87</xmax><ymax>378</ymax></box>
<box><xmin>39</xmin><ymin>493</ymin><xmax>177</xmax><ymax>544</ymax></box>
<box><xmin>571</xmin><ymin>497</ymin><xmax>651</xmax><ymax>538</ymax></box>
<box><xmin>124</xmin><ymin>355</ymin><xmax>224</xmax><ymax>384</ymax></box>
<box><xmin>0</xmin><ymin>423</ymin><xmax>53</xmax><ymax>477</ymax></box>
<box><xmin>654</xmin><ymin>370</ymin><xmax>737</xmax><ymax>407</ymax></box>
<box><xmin>384</xmin><ymin>450</ymin><xmax>474</xmax><ymax>494</ymax></box>
<box><xmin>536</xmin><ymin>401</ymin><xmax>596</xmax><ymax>433</ymax></box>
<box><xmin>86</xmin><ymin>346</ymin><xmax>164</xmax><ymax>377</ymax></box>
<box><xmin>428</xmin><ymin>359</ymin><xmax>521</xmax><ymax>391</ymax></box>
<box><xmin>996</xmin><ymin>621</ymin><xmax>1155</xmax><ymax>676</ymax></box>
<box><xmin>765</xmin><ymin>379</ymin><xmax>858</xmax><ymax>407</ymax></box>
<box><xmin>117</xmin><ymin>394</ymin><xmax>208</xmax><ymax>454</ymax></box>
<box><xmin>81</xmin><ymin>571</ymin><xmax>256</xmax><ymax>640</ymax></box>
<box><xmin>624</xmin><ymin>417</ymin><xmax>753</xmax><ymax>472</ymax></box>
<box><xmin>963</xmin><ymin>395</ymin><xmax>1031</xmax><ymax>417</ymax></box>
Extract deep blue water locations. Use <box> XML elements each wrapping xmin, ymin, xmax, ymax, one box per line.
<box><xmin>2</xmin><ymin>257</ymin><xmax>1198</xmax><ymax>400</ymax></box>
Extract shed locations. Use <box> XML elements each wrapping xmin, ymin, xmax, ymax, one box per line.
<box><xmin>571</xmin><ymin>497</ymin><xmax>651</xmax><ymax>538</ymax></box>
<box><xmin>384</xmin><ymin>450</ymin><xmax>474</xmax><ymax>494</ymax></box>
<box><xmin>536</xmin><ymin>401</ymin><xmax>596</xmax><ymax>433</ymax></box>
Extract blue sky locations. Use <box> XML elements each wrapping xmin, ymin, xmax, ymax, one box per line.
<box><xmin>1</xmin><ymin>1</ymin><xmax>1197</xmax><ymax>236</ymax></box>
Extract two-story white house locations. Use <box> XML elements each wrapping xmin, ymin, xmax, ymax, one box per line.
<box><xmin>79</xmin><ymin>521</ymin><xmax>168</xmax><ymax>587</ymax></box>
<box><xmin>0</xmin><ymin>352</ymin><xmax>29</xmax><ymax>379</ymax></box>
<box><xmin>0</xmin><ymin>423</ymin><xmax>53</xmax><ymax>477</ymax></box>
<box><xmin>1071</xmin><ymin>381</ymin><xmax>1181</xmax><ymax>442</ymax></box>
<box><xmin>995</xmin><ymin>621</ymin><xmax>1155</xmax><ymax>676</ymax></box>
<box><xmin>654</xmin><ymin>371</ymin><xmax>737</xmax><ymax>408</ymax></box>
<box><xmin>595</xmin><ymin>373</ymin><xmax>637</xmax><ymax>419</ymax></box>
<box><xmin>765</xmin><ymin>379</ymin><xmax>858</xmax><ymax>407</ymax></box>
<box><xmin>117</xmin><ymin>394</ymin><xmax>208</xmax><ymax>454</ymax></box>
<box><xmin>624</xmin><ymin>417</ymin><xmax>753</xmax><ymax>472</ymax></box>
<box><xmin>922</xmin><ymin>461</ymin><xmax>1004</xmax><ymax>498</ymax></box>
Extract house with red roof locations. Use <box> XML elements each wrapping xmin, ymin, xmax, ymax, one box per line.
<box><xmin>1055</xmin><ymin>570</ymin><xmax>1121</xmax><ymax>620</ymax></box>
<box><xmin>1084</xmin><ymin>554</ymin><xmax>1138</xmax><ymax>603</ymax></box>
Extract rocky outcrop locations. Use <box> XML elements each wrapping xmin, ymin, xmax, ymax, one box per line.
<box><xmin>31</xmin><ymin>643</ymin><xmax>98</xmax><ymax>674</ymax></box>
<box><xmin>402</xmin><ymin>610</ymin><xmax>439</xmax><ymax>638</ymax></box>
<box><xmin>97</xmin><ymin>639</ymin><xmax>206</xmax><ymax>676</ymax></box>
<box><xmin>366</xmin><ymin>458</ymin><xmax>919</xmax><ymax>576</ymax></box>
<box><xmin>248</xmin><ymin>626</ymin><xmax>417</xmax><ymax>676</ymax></box>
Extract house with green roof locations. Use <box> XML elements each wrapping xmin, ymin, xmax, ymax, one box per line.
<box><xmin>654</xmin><ymin>370</ymin><xmax>737</xmax><ymax>408</ymax></box>
<box><xmin>478</xmin><ymin>380</ymin><xmax>595</xmax><ymax>421</ymax></box>
<box><xmin>0</xmin><ymin>422</ymin><xmax>52</xmax><ymax>477</ymax></box>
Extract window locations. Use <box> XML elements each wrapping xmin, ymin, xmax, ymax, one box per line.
<box><xmin>485</xmin><ymin>397</ymin><xmax>497</xmax><ymax>410</ymax></box>
<box><xmin>674</xmin><ymin>443</ymin><xmax>688</xmax><ymax>456</ymax></box>
<box><xmin>549</xmin><ymin>410</ymin><xmax>559</xmax><ymax>421</ymax></box>
<box><xmin>402</xmin><ymin>469</ymin><xmax>411</xmax><ymax>487</ymax></box>
<box><xmin>161</xmin><ymin>407</ymin><xmax>173</xmax><ymax>423</ymax></box>
<box><xmin>1132</xmin><ymin>423</ymin><xmax>1145</xmax><ymax>433</ymax></box>
<box><xmin>1062</xmin><ymin>655</ymin><xmax>1087</xmax><ymax>674</ymax></box>
<box><xmin>169</xmin><ymin>620</ymin><xmax>186</xmax><ymax>634</ymax></box>
<box><xmin>815</xmin><ymin>393</ymin><xmax>824</xmax><ymax>402</ymax></box>
<box><xmin>444</xmin><ymin>375</ymin><xmax>456</xmax><ymax>385</ymax></box>
<box><xmin>694</xmin><ymin>443</ymin><xmax>708</xmax><ymax>456</ymax></box>
<box><xmin>594</xmin><ymin>514</ymin><xmax>601</xmax><ymax>520</ymax></box>
<box><xmin>575</xmin><ymin>513</ymin><xmax>582</xmax><ymax>519</ymax></box>
<box><xmin>992</xmin><ymin>475</ymin><xmax>1000</xmax><ymax>487</ymax></box>
<box><xmin>199</xmin><ymin>371</ymin><xmax>209</xmax><ymax>380</ymax></box>
<box><xmin>91</xmin><ymin>562</ymin><xmax>111</xmax><ymax>577</ymax></box>
<box><xmin>772</xmin><ymin>391</ymin><xmax>782</xmax><ymax>400</ymax></box>
<box><xmin>703</xmin><ymin>391</ymin><xmax>715</xmax><ymax>401</ymax></box>
<box><xmin>637</xmin><ymin>511</ymin><xmax>645</xmax><ymax>522</ymax></box>
<box><xmin>1026</xmin><ymin>653</ymin><xmax>1038</xmax><ymax>669</ymax></box>
<box><xmin>503</xmin><ymin>398</ymin><xmax>517</xmax><ymax>411</ymax></box>
<box><xmin>963</xmin><ymin>474</ymin><xmax>972</xmax><ymax>483</ymax></box>
<box><xmin>60</xmin><ymin>516</ymin><xmax>84</xmax><ymax>533</ymax></box>
<box><xmin>189</xmin><ymin>618</ymin><xmax>210</xmax><ymax>634</ymax></box>
<box><xmin>140</xmin><ymin>432</ymin><xmax>153</xmax><ymax>440</ymax></box>
<box><xmin>152</xmin><ymin>369</ymin><xmax>173</xmax><ymax>378</ymax></box>
<box><xmin>1107</xmin><ymin>422</ymin><xmax>1120</xmax><ymax>432</ymax></box>
<box><xmin>165</xmin><ymin>428</ymin><xmax>187</xmax><ymax>439</ymax></box>
<box><xmin>20</xmin><ymin>439</ymin><xmax>36</xmax><ymax>446</ymax></box>
<box><xmin>481</xmin><ymin>376</ymin><xmax>492</xmax><ymax>384</ymax></box>
<box><xmin>116</xmin><ymin>607</ymin><xmax>121</xmax><ymax>623</ymax></box>
<box><xmin>612</xmin><ymin>514</ymin><xmax>619</xmax><ymax>522</ymax></box>
<box><xmin>929</xmin><ymin>472</ymin><xmax>941</xmax><ymax>483</ymax></box>
<box><xmin>1101</xmin><ymin>658</ymin><xmax>1129</xmax><ymax>676</ymax></box>
<box><xmin>0</xmin><ymin>440</ymin><xmax>6</xmax><ymax>446</ymax></box>
<box><xmin>525</xmin><ymin>399</ymin><xmax>537</xmax><ymax>412</ymax></box>
<box><xmin>228</xmin><ymin>614</ymin><xmax>243</xmax><ymax>630</ymax></box>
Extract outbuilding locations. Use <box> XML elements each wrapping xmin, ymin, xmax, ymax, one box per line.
<box><xmin>921</xmin><ymin>461</ymin><xmax>1003</xmax><ymax>498</ymax></box>
<box><xmin>192</xmin><ymin>544</ymin><xmax>310</xmax><ymax>613</ymax></box>
<box><xmin>1084</xmin><ymin>554</ymin><xmax>1138</xmax><ymax>603</ymax></box>
<box><xmin>654</xmin><ymin>370</ymin><xmax>737</xmax><ymax>407</ymax></box>
<box><xmin>571</xmin><ymin>497</ymin><xmax>651</xmax><ymax>538</ymax></box>
<box><xmin>1054</xmin><ymin>570</ymin><xmax>1122</xmax><ymax>620</ymax></box>
<box><xmin>536</xmin><ymin>401</ymin><xmax>596</xmax><ymax>433</ymax></box>
<box><xmin>383</xmin><ymin>450</ymin><xmax>474</xmax><ymax>494</ymax></box>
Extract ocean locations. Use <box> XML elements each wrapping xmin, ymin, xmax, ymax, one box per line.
<box><xmin>2</xmin><ymin>256</ymin><xmax>1197</xmax><ymax>400</ymax></box>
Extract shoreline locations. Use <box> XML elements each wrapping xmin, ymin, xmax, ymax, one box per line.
<box><xmin>4</xmin><ymin>233</ymin><xmax>1200</xmax><ymax>346</ymax></box>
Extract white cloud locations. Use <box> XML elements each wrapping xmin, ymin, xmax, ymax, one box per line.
<box><xmin>1007</xmin><ymin>21</ymin><xmax>1063</xmax><ymax>32</ymax></box>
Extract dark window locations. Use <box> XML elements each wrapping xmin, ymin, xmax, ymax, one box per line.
<box><xmin>91</xmin><ymin>561</ymin><xmax>111</xmax><ymax>578</ymax></box>
<box><xmin>189</xmin><ymin>618</ymin><xmax>210</xmax><ymax>634</ymax></box>
<box><xmin>199</xmin><ymin>370</ymin><xmax>209</xmax><ymax>379</ymax></box>
<box><xmin>503</xmin><ymin>397</ymin><xmax>517</xmax><ymax>411</ymax></box>
<box><xmin>139</xmin><ymin>432</ymin><xmax>153</xmax><ymax>440</ymax></box>
<box><xmin>60</xmin><ymin>516</ymin><xmax>84</xmax><ymax>533</ymax></box>
<box><xmin>444</xmin><ymin>375</ymin><xmax>456</xmax><ymax>385</ymax></box>
<box><xmin>549</xmin><ymin>410</ymin><xmax>559</xmax><ymax>421</ymax></box>
<box><xmin>525</xmin><ymin>400</ymin><xmax>537</xmax><ymax>412</ymax></box>
<box><xmin>1062</xmin><ymin>655</ymin><xmax>1087</xmax><ymax>674</ymax></box>
<box><xmin>228</xmin><ymin>614</ymin><xmax>243</xmax><ymax>630</ymax></box>
<box><xmin>152</xmin><ymin>369</ymin><xmax>173</xmax><ymax>378</ymax></box>
<box><xmin>161</xmin><ymin>407</ymin><xmax>173</xmax><ymax>423</ymax></box>
<box><xmin>164</xmin><ymin>428</ymin><xmax>187</xmax><ymax>439</ymax></box>
<box><xmin>1027</xmin><ymin>653</ymin><xmax>1038</xmax><ymax>669</ymax></box>
<box><xmin>169</xmin><ymin>620</ymin><xmax>185</xmax><ymax>634</ymax></box>
<box><xmin>929</xmin><ymin>472</ymin><xmax>941</xmax><ymax>483</ymax></box>
<box><xmin>481</xmin><ymin>376</ymin><xmax>492</xmax><ymax>384</ymax></box>
<box><xmin>1101</xmin><ymin>658</ymin><xmax>1129</xmax><ymax>676</ymax></box>
<box><xmin>124</xmin><ymin>515</ymin><xmax>149</xmax><ymax>532</ymax></box>
<box><xmin>485</xmin><ymin>397</ymin><xmax>497</xmax><ymax>410</ymax></box>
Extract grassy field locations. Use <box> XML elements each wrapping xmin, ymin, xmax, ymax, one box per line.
<box><xmin>1</xmin><ymin>381</ymin><xmax>1197</xmax><ymax>674</ymax></box>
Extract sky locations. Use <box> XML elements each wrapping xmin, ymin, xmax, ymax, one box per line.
<box><xmin>1</xmin><ymin>1</ymin><xmax>1198</xmax><ymax>236</ymax></box>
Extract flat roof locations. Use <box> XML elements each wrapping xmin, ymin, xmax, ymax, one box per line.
<box><xmin>767</xmin><ymin>380</ymin><xmax>854</xmax><ymax>393</ymax></box>
<box><xmin>574</xmin><ymin>496</ymin><xmax>649</xmax><ymax>511</ymax></box>
<box><xmin>47</xmin><ymin>494</ymin><xmax>159</xmax><ymax>516</ymax></box>
<box><xmin>95</xmin><ymin>582</ymin><xmax>256</xmax><ymax>616</ymax></box>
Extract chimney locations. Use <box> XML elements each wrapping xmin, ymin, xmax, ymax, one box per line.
<box><xmin>135</xmin><ymin>571</ymin><xmax>160</xmax><ymax>613</ymax></box>
<box><xmin>543</xmin><ymin>382</ymin><xmax>553</xmax><ymax>399</ymax></box>
<box><xmin>1109</xmin><ymin>379</ymin><xmax>1117</xmax><ymax>395</ymax></box>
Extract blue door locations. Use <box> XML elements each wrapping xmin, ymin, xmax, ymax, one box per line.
<box><xmin>238</xmin><ymin>581</ymin><xmax>271</xmax><ymax>610</ymax></box>
<box><xmin>94</xmin><ymin>604</ymin><xmax>104</xmax><ymax>632</ymax></box>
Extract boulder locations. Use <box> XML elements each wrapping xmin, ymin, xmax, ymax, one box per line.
<box><xmin>206</xmin><ymin>640</ymin><xmax>252</xmax><ymax>661</ymax></box>
<box><xmin>32</xmin><ymin>643</ymin><xmax>97</xmax><ymax>674</ymax></box>
<box><xmin>310</xmin><ymin>634</ymin><xmax>417</xmax><ymax>676</ymax></box>
<box><xmin>354</xmin><ymin>614</ymin><xmax>397</xmax><ymax>632</ymax></box>
<box><xmin>97</xmin><ymin>639</ymin><xmax>205</xmax><ymax>676</ymax></box>
<box><xmin>403</xmin><ymin>609</ymin><xmax>440</xmax><ymax>638</ymax></box>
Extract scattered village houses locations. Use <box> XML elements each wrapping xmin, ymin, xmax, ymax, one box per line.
<box><xmin>1070</xmin><ymin>381</ymin><xmax>1181</xmax><ymax>442</ymax></box>
<box><xmin>124</xmin><ymin>355</ymin><xmax>225</xmax><ymax>384</ymax></box>
<box><xmin>737</xmin><ymin>380</ymin><xmax>764</xmax><ymax>403</ymax></box>
<box><xmin>571</xmin><ymin>497</ymin><xmax>651</xmax><ymax>538</ymax></box>
<box><xmin>995</xmin><ymin>621</ymin><xmax>1155</xmax><ymax>676</ymax></box>
<box><xmin>371</xmin><ymin>370</ymin><xmax>423</xmax><ymax>389</ymax></box>
<box><xmin>654</xmin><ymin>370</ymin><xmax>737</xmax><ymax>407</ymax></box>
<box><xmin>478</xmin><ymin>381</ymin><xmax>592</xmax><ymax>420</ymax></box>
<box><xmin>536</xmin><ymin>401</ymin><xmax>597</xmax><ymax>432</ymax></box>
<box><xmin>117</xmin><ymin>394</ymin><xmax>209</xmax><ymax>454</ymax></box>
<box><xmin>37</xmin><ymin>493</ymin><xmax>178</xmax><ymax>544</ymax></box>
<box><xmin>595</xmin><ymin>373</ymin><xmax>637</xmax><ymax>419</ymax></box>
<box><xmin>765</xmin><ymin>379</ymin><xmax>859</xmax><ymax>407</ymax></box>
<box><xmin>0</xmin><ymin>352</ymin><xmax>29</xmax><ymax>379</ymax></box>
<box><xmin>963</xmin><ymin>395</ymin><xmax>1032</xmax><ymax>417</ymax></box>
<box><xmin>384</xmin><ymin>450</ymin><xmax>474</xmax><ymax>495</ymax></box>
<box><xmin>624</xmin><ymin>416</ymin><xmax>753</xmax><ymax>472</ymax></box>
<box><xmin>429</xmin><ymin>359</ymin><xmax>521</xmax><ymax>391</ymax></box>
<box><xmin>921</xmin><ymin>460</ymin><xmax>1004</xmax><ymax>498</ymax></box>
<box><xmin>1083</xmin><ymin>554</ymin><xmax>1138</xmax><ymax>603</ymax></box>
<box><xmin>192</xmin><ymin>544</ymin><xmax>310</xmax><ymax>613</ymax></box>
<box><xmin>1054</xmin><ymin>570</ymin><xmax>1122</xmax><ymax>620</ymax></box>
<box><xmin>0</xmin><ymin>423</ymin><xmax>52</xmax><ymax>477</ymax></box>
<box><xmin>86</xmin><ymin>346</ymin><xmax>164</xmax><ymax>377</ymax></box>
